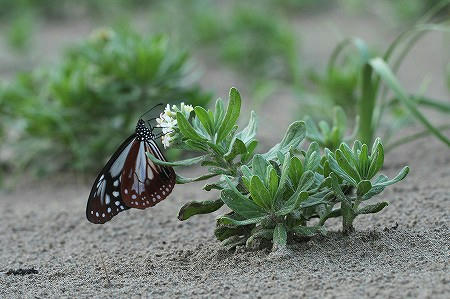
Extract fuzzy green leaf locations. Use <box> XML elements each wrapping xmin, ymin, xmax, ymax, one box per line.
<box><xmin>276</xmin><ymin>191</ymin><xmax>308</xmax><ymax>216</ymax></box>
<box><xmin>221</xmin><ymin>236</ymin><xmax>247</xmax><ymax>251</ymax></box>
<box><xmin>216</xmin><ymin>87</ymin><xmax>241</xmax><ymax>143</ymax></box>
<box><xmin>291</xmin><ymin>225</ymin><xmax>326</xmax><ymax>237</ymax></box>
<box><xmin>358</xmin><ymin>201</ymin><xmax>389</xmax><ymax>214</ymax></box>
<box><xmin>213</xmin><ymin>98</ymin><xmax>225</xmax><ymax>130</ymax></box>
<box><xmin>184</xmin><ymin>139</ymin><xmax>208</xmax><ymax>152</ymax></box>
<box><xmin>298</xmin><ymin>170</ymin><xmax>315</xmax><ymax>192</ymax></box>
<box><xmin>352</xmin><ymin>140</ymin><xmax>362</xmax><ymax>155</ymax></box>
<box><xmin>304</xmin><ymin>142</ymin><xmax>321</xmax><ymax>172</ymax></box>
<box><xmin>240</xmin><ymin>164</ymin><xmax>252</xmax><ymax>180</ymax></box>
<box><xmin>236</xmin><ymin>111</ymin><xmax>257</xmax><ymax>144</ymax></box>
<box><xmin>336</xmin><ymin>149</ymin><xmax>361</xmax><ymax>184</ymax></box>
<box><xmin>367</xmin><ymin>139</ymin><xmax>384</xmax><ymax>179</ymax></box>
<box><xmin>215</xmin><ymin>226</ymin><xmax>249</xmax><ymax>242</ymax></box>
<box><xmin>326</xmin><ymin>149</ymin><xmax>357</xmax><ymax>187</ymax></box>
<box><xmin>358</xmin><ymin>144</ymin><xmax>369</xmax><ymax>178</ymax></box>
<box><xmin>224</xmin><ymin>138</ymin><xmax>247</xmax><ymax>161</ymax></box>
<box><xmin>339</xmin><ymin>143</ymin><xmax>358</xmax><ymax>166</ymax></box>
<box><xmin>252</xmin><ymin>154</ymin><xmax>269</xmax><ymax>181</ymax></box>
<box><xmin>373</xmin><ymin>166</ymin><xmax>409</xmax><ymax>188</ymax></box>
<box><xmin>246</xmin><ymin>229</ymin><xmax>274</xmax><ymax>248</ymax></box>
<box><xmin>274</xmin><ymin>151</ymin><xmax>291</xmax><ymax>203</ymax></box>
<box><xmin>194</xmin><ymin>106</ymin><xmax>214</xmax><ymax>136</ymax></box>
<box><xmin>175</xmin><ymin>173</ymin><xmax>219</xmax><ymax>184</ymax></box>
<box><xmin>176</xmin><ymin>112</ymin><xmax>206</xmax><ymax>142</ymax></box>
<box><xmin>262</xmin><ymin>121</ymin><xmax>306</xmax><ymax>160</ymax></box>
<box><xmin>178</xmin><ymin>199</ymin><xmax>224</xmax><ymax>220</ymax></box>
<box><xmin>268</xmin><ymin>167</ymin><xmax>279</xmax><ymax>199</ymax></box>
<box><xmin>327</xmin><ymin>173</ymin><xmax>351</xmax><ymax>205</ymax></box>
<box><xmin>356</xmin><ymin>180</ymin><xmax>372</xmax><ymax>197</ymax></box>
<box><xmin>241</xmin><ymin>140</ymin><xmax>258</xmax><ymax>164</ymax></box>
<box><xmin>305</xmin><ymin>116</ymin><xmax>323</xmax><ymax>142</ymax></box>
<box><xmin>203</xmin><ymin>178</ymin><xmax>229</xmax><ymax>191</ymax></box>
<box><xmin>218</xmin><ymin>215</ymin><xmax>268</xmax><ymax>226</ymax></box>
<box><xmin>221</xmin><ymin>188</ymin><xmax>266</xmax><ymax>219</ymax></box>
<box><xmin>288</xmin><ymin>156</ymin><xmax>303</xmax><ymax>187</ymax></box>
<box><xmin>273</xmin><ymin>223</ymin><xmax>287</xmax><ymax>249</ymax></box>
<box><xmin>250</xmin><ymin>175</ymin><xmax>272</xmax><ymax>209</ymax></box>
<box><xmin>146</xmin><ymin>152</ymin><xmax>205</xmax><ymax>167</ymax></box>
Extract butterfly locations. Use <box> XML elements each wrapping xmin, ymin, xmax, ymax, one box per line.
<box><xmin>86</xmin><ymin>111</ymin><xmax>176</xmax><ymax>224</ymax></box>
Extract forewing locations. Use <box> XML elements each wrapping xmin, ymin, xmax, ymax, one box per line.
<box><xmin>86</xmin><ymin>135</ymin><xmax>135</xmax><ymax>224</ymax></box>
<box><xmin>120</xmin><ymin>139</ymin><xmax>176</xmax><ymax>209</ymax></box>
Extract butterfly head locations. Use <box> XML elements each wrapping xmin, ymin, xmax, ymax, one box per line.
<box><xmin>136</xmin><ymin>119</ymin><xmax>155</xmax><ymax>141</ymax></box>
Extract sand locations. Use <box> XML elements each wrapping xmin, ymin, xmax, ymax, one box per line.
<box><xmin>1</xmin><ymin>7</ymin><xmax>450</xmax><ymax>299</ymax></box>
<box><xmin>1</xmin><ymin>132</ymin><xmax>449</xmax><ymax>298</ymax></box>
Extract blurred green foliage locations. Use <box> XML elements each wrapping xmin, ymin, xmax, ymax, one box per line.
<box><xmin>0</xmin><ymin>0</ymin><xmax>157</xmax><ymax>20</ymax></box>
<box><xmin>307</xmin><ymin>55</ymin><xmax>364</xmax><ymax>117</ymax></box>
<box><xmin>0</xmin><ymin>28</ymin><xmax>211</xmax><ymax>176</ymax></box>
<box><xmin>217</xmin><ymin>6</ymin><xmax>300</xmax><ymax>84</ymax></box>
<box><xmin>446</xmin><ymin>62</ymin><xmax>450</xmax><ymax>91</ymax></box>
<box><xmin>154</xmin><ymin>1</ymin><xmax>300</xmax><ymax>84</ymax></box>
<box><xmin>5</xmin><ymin>12</ymin><xmax>34</xmax><ymax>53</ymax></box>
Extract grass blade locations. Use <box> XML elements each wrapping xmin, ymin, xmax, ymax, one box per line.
<box><xmin>369</xmin><ymin>58</ymin><xmax>450</xmax><ymax>147</ymax></box>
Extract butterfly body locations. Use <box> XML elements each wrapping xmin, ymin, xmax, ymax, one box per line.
<box><xmin>86</xmin><ymin>119</ymin><xmax>175</xmax><ymax>224</ymax></box>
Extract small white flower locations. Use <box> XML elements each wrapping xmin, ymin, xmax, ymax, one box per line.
<box><xmin>161</xmin><ymin>134</ymin><xmax>173</xmax><ymax>148</ymax></box>
<box><xmin>155</xmin><ymin>102</ymin><xmax>193</xmax><ymax>148</ymax></box>
<box><xmin>180</xmin><ymin>103</ymin><xmax>194</xmax><ymax>114</ymax></box>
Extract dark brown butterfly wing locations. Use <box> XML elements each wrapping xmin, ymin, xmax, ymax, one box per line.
<box><xmin>120</xmin><ymin>139</ymin><xmax>176</xmax><ymax>209</ymax></box>
<box><xmin>86</xmin><ymin>135</ymin><xmax>135</xmax><ymax>224</ymax></box>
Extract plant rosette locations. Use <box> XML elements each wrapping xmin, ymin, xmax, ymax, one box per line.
<box><xmin>147</xmin><ymin>87</ymin><xmax>410</xmax><ymax>251</ymax></box>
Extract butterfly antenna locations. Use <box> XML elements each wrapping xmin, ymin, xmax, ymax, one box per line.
<box><xmin>139</xmin><ymin>103</ymin><xmax>164</xmax><ymax>119</ymax></box>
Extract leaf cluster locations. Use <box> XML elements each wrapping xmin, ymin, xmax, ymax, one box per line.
<box><xmin>0</xmin><ymin>28</ymin><xmax>211</xmax><ymax>176</ymax></box>
<box><xmin>305</xmin><ymin>106</ymin><xmax>358</xmax><ymax>151</ymax></box>
<box><xmin>149</xmin><ymin>87</ymin><xmax>409</xmax><ymax>251</ymax></box>
<box><xmin>306</xmin><ymin>12</ymin><xmax>450</xmax><ymax>149</ymax></box>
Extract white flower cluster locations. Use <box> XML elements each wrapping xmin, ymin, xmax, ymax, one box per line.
<box><xmin>156</xmin><ymin>103</ymin><xmax>193</xmax><ymax>148</ymax></box>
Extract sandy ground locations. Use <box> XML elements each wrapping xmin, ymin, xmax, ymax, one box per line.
<box><xmin>1</xmin><ymin>7</ymin><xmax>450</xmax><ymax>299</ymax></box>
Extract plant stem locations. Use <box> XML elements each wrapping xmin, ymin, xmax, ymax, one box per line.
<box><xmin>358</xmin><ymin>63</ymin><xmax>376</xmax><ymax>145</ymax></box>
<box><xmin>341</xmin><ymin>200</ymin><xmax>355</xmax><ymax>235</ymax></box>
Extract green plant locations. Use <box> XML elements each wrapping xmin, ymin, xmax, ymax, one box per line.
<box><xmin>148</xmin><ymin>87</ymin><xmax>409</xmax><ymax>251</ymax></box>
<box><xmin>305</xmin><ymin>106</ymin><xmax>358</xmax><ymax>151</ymax></box>
<box><xmin>0</xmin><ymin>0</ymin><xmax>156</xmax><ymax>21</ymax></box>
<box><xmin>323</xmin><ymin>138</ymin><xmax>409</xmax><ymax>234</ymax></box>
<box><xmin>306</xmin><ymin>52</ymin><xmax>366</xmax><ymax>117</ymax></box>
<box><xmin>0</xmin><ymin>28</ymin><xmax>211</xmax><ymax>175</ymax></box>
<box><xmin>5</xmin><ymin>12</ymin><xmax>35</xmax><ymax>53</ymax></box>
<box><xmin>312</xmin><ymin>4</ymin><xmax>450</xmax><ymax>150</ymax></box>
<box><xmin>152</xmin><ymin>1</ymin><xmax>300</xmax><ymax>85</ymax></box>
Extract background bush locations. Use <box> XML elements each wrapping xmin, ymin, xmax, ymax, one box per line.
<box><xmin>0</xmin><ymin>28</ymin><xmax>211</xmax><ymax>176</ymax></box>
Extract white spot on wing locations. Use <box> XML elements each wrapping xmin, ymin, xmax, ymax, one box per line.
<box><xmin>113</xmin><ymin>191</ymin><xmax>119</xmax><ymax>197</ymax></box>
